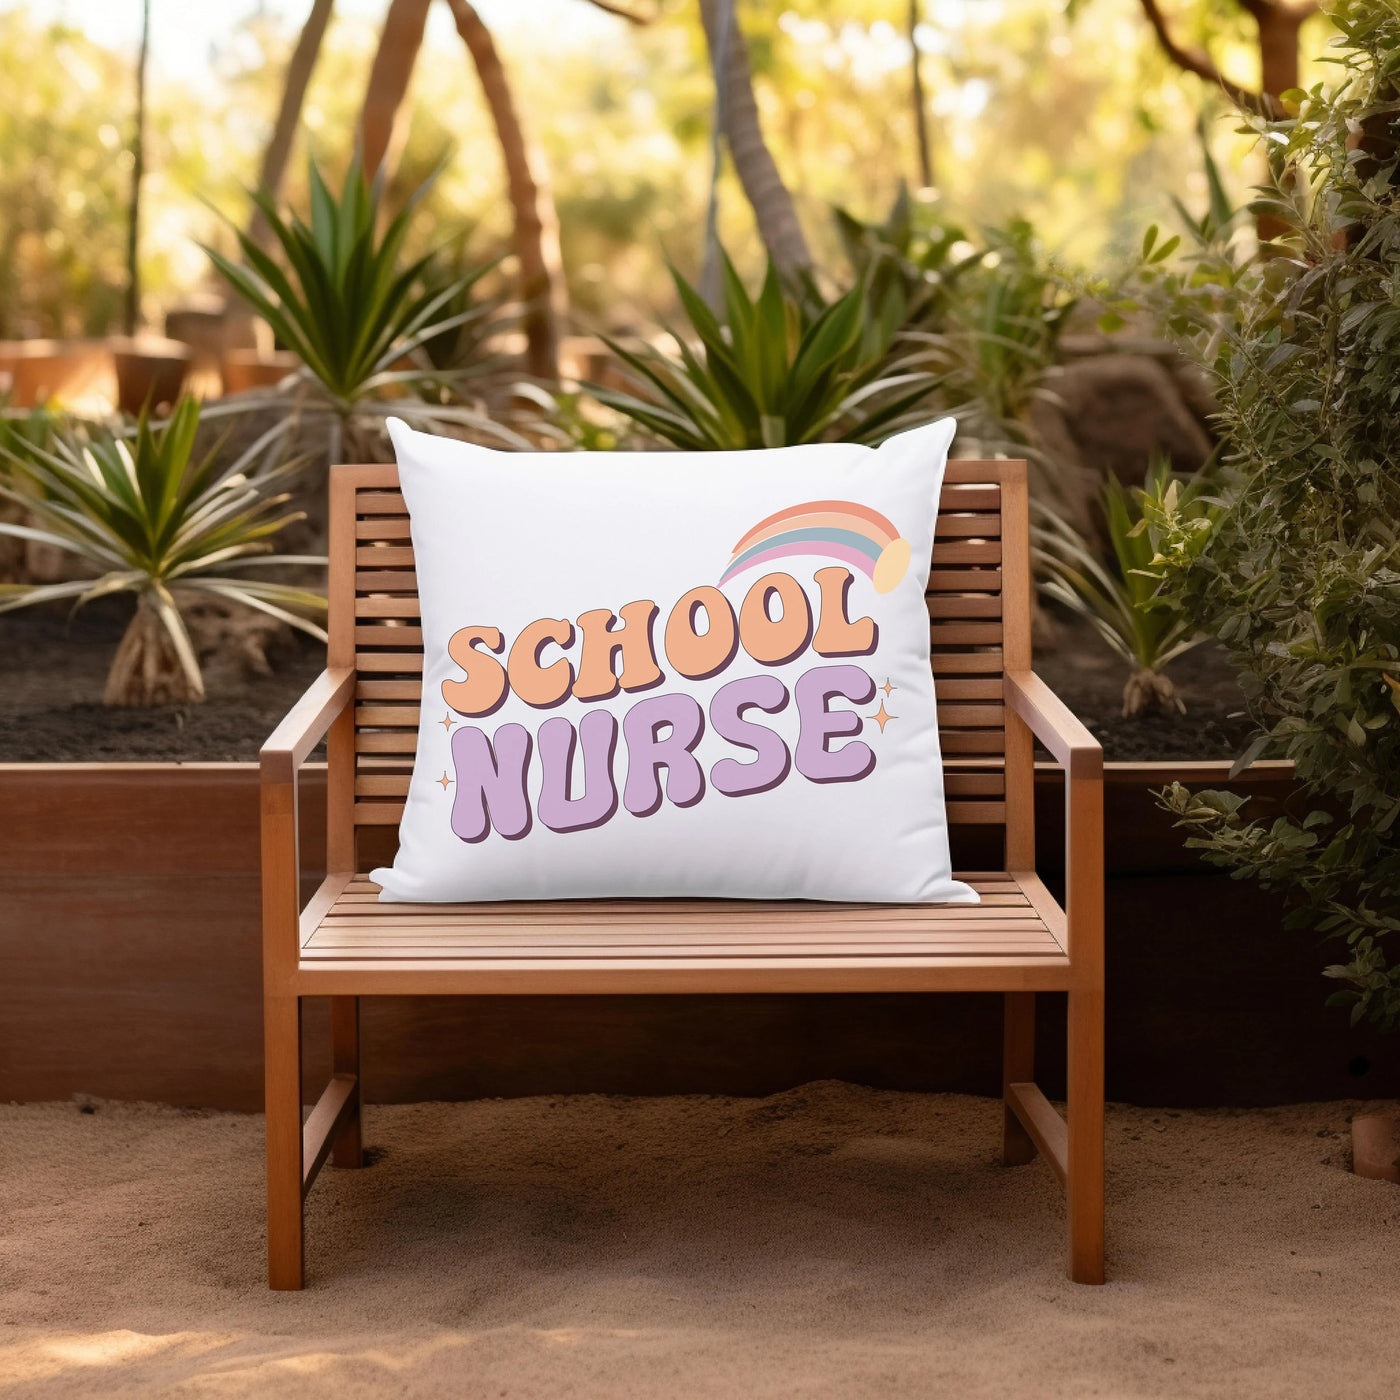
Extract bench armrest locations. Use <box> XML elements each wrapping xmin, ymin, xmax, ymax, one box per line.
<box><xmin>262</xmin><ymin>668</ymin><xmax>356</xmax><ymax>983</ymax></box>
<box><xmin>1004</xmin><ymin>671</ymin><xmax>1102</xmax><ymax>780</ymax></box>
<box><xmin>1003</xmin><ymin>670</ymin><xmax>1103</xmax><ymax>968</ymax></box>
<box><xmin>260</xmin><ymin>667</ymin><xmax>356</xmax><ymax>785</ymax></box>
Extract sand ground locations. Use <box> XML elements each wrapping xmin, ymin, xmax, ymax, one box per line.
<box><xmin>1</xmin><ymin>1083</ymin><xmax>1397</xmax><ymax>1399</ymax></box>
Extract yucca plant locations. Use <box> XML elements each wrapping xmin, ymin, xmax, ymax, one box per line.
<box><xmin>590</xmin><ymin>251</ymin><xmax>942</xmax><ymax>449</ymax></box>
<box><xmin>1033</xmin><ymin>461</ymin><xmax>1213</xmax><ymax>717</ymax></box>
<box><xmin>0</xmin><ymin>399</ymin><xmax>326</xmax><ymax>706</ymax></box>
<box><xmin>204</xmin><ymin>158</ymin><xmax>525</xmax><ymax>458</ymax></box>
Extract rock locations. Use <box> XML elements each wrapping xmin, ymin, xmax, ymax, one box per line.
<box><xmin>1041</xmin><ymin>353</ymin><xmax>1214</xmax><ymax>487</ymax></box>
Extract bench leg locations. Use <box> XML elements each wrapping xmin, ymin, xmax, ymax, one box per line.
<box><xmin>1067</xmin><ymin>985</ymin><xmax>1105</xmax><ymax>1284</ymax></box>
<box><xmin>330</xmin><ymin>996</ymin><xmax>363</xmax><ymax>1169</ymax></box>
<box><xmin>1002</xmin><ymin>992</ymin><xmax>1037</xmax><ymax>1165</ymax></box>
<box><xmin>266</xmin><ymin>993</ymin><xmax>304</xmax><ymax>1290</ymax></box>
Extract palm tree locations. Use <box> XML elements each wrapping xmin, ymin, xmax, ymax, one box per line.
<box><xmin>247</xmin><ymin>0</ymin><xmax>336</xmax><ymax>250</ymax></box>
<box><xmin>358</xmin><ymin>0</ymin><xmax>432</xmax><ymax>179</ymax></box>
<box><xmin>697</xmin><ymin>0</ymin><xmax>812</xmax><ymax>282</ymax></box>
<box><xmin>445</xmin><ymin>0</ymin><xmax>567</xmax><ymax>384</ymax></box>
<box><xmin>356</xmin><ymin>0</ymin><xmax>568</xmax><ymax>381</ymax></box>
<box><xmin>123</xmin><ymin>0</ymin><xmax>151</xmax><ymax>334</ymax></box>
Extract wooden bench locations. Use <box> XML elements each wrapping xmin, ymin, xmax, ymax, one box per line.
<box><xmin>261</xmin><ymin>458</ymin><xmax>1105</xmax><ymax>1289</ymax></box>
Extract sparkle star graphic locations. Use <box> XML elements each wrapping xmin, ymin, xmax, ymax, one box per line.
<box><xmin>880</xmin><ymin>678</ymin><xmax>896</xmax><ymax>697</ymax></box>
<box><xmin>868</xmin><ymin>701</ymin><xmax>897</xmax><ymax>733</ymax></box>
<box><xmin>439</xmin><ymin>713</ymin><xmax>456</xmax><ymax>732</ymax></box>
<box><xmin>435</xmin><ymin>772</ymin><xmax>454</xmax><ymax>791</ymax></box>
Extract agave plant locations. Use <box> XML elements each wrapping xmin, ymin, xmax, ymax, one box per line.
<box><xmin>590</xmin><ymin>251</ymin><xmax>942</xmax><ymax>449</ymax></box>
<box><xmin>1033</xmin><ymin>461</ymin><xmax>1213</xmax><ymax>718</ymax></box>
<box><xmin>204</xmin><ymin>157</ymin><xmax>526</xmax><ymax>458</ymax></box>
<box><xmin>0</xmin><ymin>399</ymin><xmax>326</xmax><ymax>706</ymax></box>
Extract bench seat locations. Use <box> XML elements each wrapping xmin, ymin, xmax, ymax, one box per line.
<box><xmin>294</xmin><ymin>872</ymin><xmax>1071</xmax><ymax>994</ymax></box>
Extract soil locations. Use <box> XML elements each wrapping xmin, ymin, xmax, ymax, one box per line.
<box><xmin>0</xmin><ymin>600</ymin><xmax>1253</xmax><ymax>764</ymax></box>
<box><xmin>0</xmin><ymin>597</ymin><xmax>325</xmax><ymax>762</ymax></box>
<box><xmin>1034</xmin><ymin>610</ymin><xmax>1254</xmax><ymax>762</ymax></box>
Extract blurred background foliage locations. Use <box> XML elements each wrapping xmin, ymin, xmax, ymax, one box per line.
<box><xmin>0</xmin><ymin>0</ymin><xmax>1332</xmax><ymax>340</ymax></box>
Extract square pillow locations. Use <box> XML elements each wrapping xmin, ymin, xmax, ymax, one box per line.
<box><xmin>371</xmin><ymin>417</ymin><xmax>976</xmax><ymax>906</ymax></box>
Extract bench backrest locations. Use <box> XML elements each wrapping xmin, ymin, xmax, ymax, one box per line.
<box><xmin>326</xmin><ymin>459</ymin><xmax>1032</xmax><ymax>875</ymax></box>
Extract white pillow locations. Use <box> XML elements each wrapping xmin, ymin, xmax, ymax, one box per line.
<box><xmin>371</xmin><ymin>417</ymin><xmax>976</xmax><ymax>906</ymax></box>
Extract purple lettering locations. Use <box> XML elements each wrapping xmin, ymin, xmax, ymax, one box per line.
<box><xmin>450</xmin><ymin>722</ymin><xmax>533</xmax><ymax>842</ymax></box>
<box><xmin>622</xmin><ymin>693</ymin><xmax>706</xmax><ymax>817</ymax></box>
<box><xmin>536</xmin><ymin>710</ymin><xmax>619</xmax><ymax>833</ymax></box>
<box><xmin>794</xmin><ymin>665</ymin><xmax>877</xmax><ymax>784</ymax></box>
<box><xmin>708</xmin><ymin>674</ymin><xmax>791</xmax><ymax>797</ymax></box>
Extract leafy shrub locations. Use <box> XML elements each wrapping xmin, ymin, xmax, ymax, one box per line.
<box><xmin>205</xmin><ymin>158</ymin><xmax>526</xmax><ymax>458</ymax></box>
<box><xmin>836</xmin><ymin>188</ymin><xmax>1077</xmax><ymax>457</ymax></box>
<box><xmin>0</xmin><ymin>399</ymin><xmax>325</xmax><ymax>706</ymax></box>
<box><xmin>1145</xmin><ymin>0</ymin><xmax>1400</xmax><ymax>1030</ymax></box>
<box><xmin>1034</xmin><ymin>461</ymin><xmax>1211</xmax><ymax>716</ymax></box>
<box><xmin>590</xmin><ymin>250</ymin><xmax>942</xmax><ymax>449</ymax></box>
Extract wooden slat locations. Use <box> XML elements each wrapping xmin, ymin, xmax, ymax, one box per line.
<box><xmin>355</xmin><ymin>775</ymin><xmax>411</xmax><ymax>796</ymax></box>
<box><xmin>356</xmin><ymin>653</ymin><xmax>423</xmax><ymax>673</ymax></box>
<box><xmin>935</xmin><ymin>515</ymin><xmax>1002</xmax><ymax>538</ymax></box>
<box><xmin>937</xmin><ymin>680</ymin><xmax>1004</xmax><ymax>701</ymax></box>
<box><xmin>356</xmin><ymin>596</ymin><xmax>421</xmax><ymax>618</ymax></box>
<box><xmin>356</xmin><ymin>731</ymin><xmax>418</xmax><ymax>752</ymax></box>
<box><xmin>315</xmin><ymin>912</ymin><xmax>1044</xmax><ymax>932</ymax></box>
<box><xmin>940</xmin><ymin>730</ymin><xmax>1006</xmax><ymax>755</ymax></box>
<box><xmin>355</xmin><ymin>516</ymin><xmax>413</xmax><ymax>540</ymax></box>
<box><xmin>930</xmin><ymin>540</ymin><xmax>1001</xmax><ymax>565</ymax></box>
<box><xmin>356</xmin><ymin>570</ymin><xmax>418</xmax><ymax>593</ymax></box>
<box><xmin>357</xmin><ymin>679</ymin><xmax>423</xmax><ymax>699</ymax></box>
<box><xmin>926</xmin><ymin>569</ymin><xmax>1001</xmax><ymax>592</ymax></box>
<box><xmin>932</xmin><ymin>651</ymin><xmax>1003</xmax><ymax>675</ymax></box>
<box><xmin>926</xmin><ymin>594</ymin><xmax>1003</xmax><ymax>619</ymax></box>
<box><xmin>930</xmin><ymin>622</ymin><xmax>1003</xmax><ymax>646</ymax></box>
<box><xmin>355</xmin><ymin>802</ymin><xmax>405</xmax><ymax>823</ymax></box>
<box><xmin>937</xmin><ymin>703</ymin><xmax>1005</xmax><ymax>728</ymax></box>
<box><xmin>356</xmin><ymin>546</ymin><xmax>416</xmax><ymax>567</ymax></box>
<box><xmin>358</xmin><ymin>486</ymin><xmax>1004</xmax><ymax>518</ymax></box>
<box><xmin>355</xmin><ymin>625</ymin><xmax>423</xmax><ymax>648</ymax></box>
<box><xmin>945</xmin><ymin>771</ymin><xmax>1004</xmax><ymax>795</ymax></box>
<box><xmin>356</xmin><ymin>491</ymin><xmax>408</xmax><ymax>512</ymax></box>
<box><xmin>355</xmin><ymin>702</ymin><xmax>419</xmax><ymax>723</ymax></box>
<box><xmin>938</xmin><ymin>484</ymin><xmax>999</xmax><ymax>510</ymax></box>
<box><xmin>329</xmin><ymin>889</ymin><xmax>1032</xmax><ymax>910</ymax></box>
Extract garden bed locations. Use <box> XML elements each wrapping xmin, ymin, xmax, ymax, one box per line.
<box><xmin>0</xmin><ymin>601</ymin><xmax>1249</xmax><ymax>763</ymax></box>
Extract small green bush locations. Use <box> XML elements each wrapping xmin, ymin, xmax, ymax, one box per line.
<box><xmin>0</xmin><ymin>399</ymin><xmax>325</xmax><ymax>706</ymax></box>
<box><xmin>1033</xmin><ymin>461</ymin><xmax>1211</xmax><ymax>717</ymax></box>
<box><xmin>590</xmin><ymin>249</ymin><xmax>943</xmax><ymax>449</ymax></box>
<box><xmin>1145</xmin><ymin>0</ymin><xmax>1400</xmax><ymax>1030</ymax></box>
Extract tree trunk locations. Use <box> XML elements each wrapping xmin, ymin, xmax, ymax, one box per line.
<box><xmin>697</xmin><ymin>0</ymin><xmax>812</xmax><ymax>281</ymax></box>
<box><xmin>446</xmin><ymin>0</ymin><xmax>566</xmax><ymax>382</ymax></box>
<box><xmin>1254</xmin><ymin>3</ymin><xmax>1305</xmax><ymax>101</ymax></box>
<box><xmin>248</xmin><ymin>0</ymin><xmax>336</xmax><ymax>247</ymax></box>
<box><xmin>105</xmin><ymin>596</ymin><xmax>204</xmax><ymax>707</ymax></box>
<box><xmin>123</xmin><ymin>0</ymin><xmax>151</xmax><ymax>335</ymax></box>
<box><xmin>359</xmin><ymin>0</ymin><xmax>432</xmax><ymax>181</ymax></box>
<box><xmin>1253</xmin><ymin>2</ymin><xmax>1310</xmax><ymax>244</ymax></box>
<box><xmin>909</xmin><ymin>0</ymin><xmax>933</xmax><ymax>189</ymax></box>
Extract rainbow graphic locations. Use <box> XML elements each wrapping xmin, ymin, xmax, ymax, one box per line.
<box><xmin>719</xmin><ymin>500</ymin><xmax>913</xmax><ymax>595</ymax></box>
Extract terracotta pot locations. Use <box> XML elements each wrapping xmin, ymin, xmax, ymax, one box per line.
<box><xmin>221</xmin><ymin>350</ymin><xmax>299</xmax><ymax>395</ymax></box>
<box><xmin>0</xmin><ymin>339</ymin><xmax>104</xmax><ymax>408</ymax></box>
<box><xmin>1352</xmin><ymin>1111</ymin><xmax>1400</xmax><ymax>1183</ymax></box>
<box><xmin>110</xmin><ymin>335</ymin><xmax>193</xmax><ymax>414</ymax></box>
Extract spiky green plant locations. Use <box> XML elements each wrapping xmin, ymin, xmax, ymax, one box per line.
<box><xmin>590</xmin><ymin>251</ymin><xmax>942</xmax><ymax>449</ymax></box>
<box><xmin>1034</xmin><ymin>461</ymin><xmax>1212</xmax><ymax>717</ymax></box>
<box><xmin>204</xmin><ymin>158</ymin><xmax>524</xmax><ymax>457</ymax></box>
<box><xmin>0</xmin><ymin>399</ymin><xmax>325</xmax><ymax>706</ymax></box>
